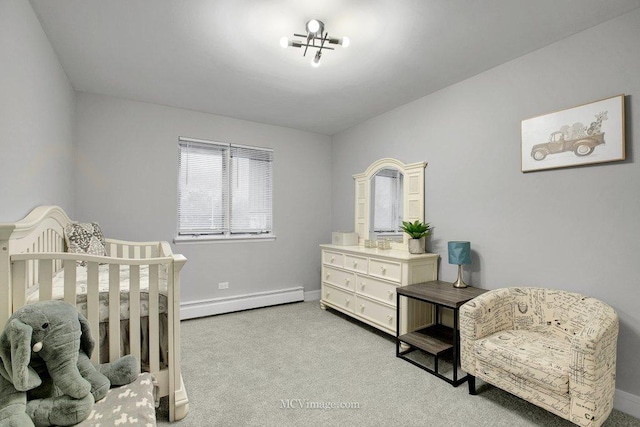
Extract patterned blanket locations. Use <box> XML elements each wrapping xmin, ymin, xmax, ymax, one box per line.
<box><xmin>78</xmin><ymin>372</ymin><xmax>157</xmax><ymax>426</ymax></box>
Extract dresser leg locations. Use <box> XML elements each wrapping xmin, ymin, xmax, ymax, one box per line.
<box><xmin>320</xmin><ymin>301</ymin><xmax>327</xmax><ymax>310</ymax></box>
<box><xmin>468</xmin><ymin>375</ymin><xmax>476</xmax><ymax>395</ymax></box>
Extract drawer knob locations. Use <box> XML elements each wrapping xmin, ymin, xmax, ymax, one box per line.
<box><xmin>388</xmin><ymin>290</ymin><xmax>393</xmax><ymax>298</ymax></box>
<box><xmin>344</xmin><ymin>278</ymin><xmax>350</xmax><ymax>285</ymax></box>
<box><xmin>325</xmin><ymin>273</ymin><xmax>330</xmax><ymax>279</ymax></box>
<box><xmin>345</xmin><ymin>298</ymin><xmax>350</xmax><ymax>305</ymax></box>
<box><xmin>353</xmin><ymin>261</ymin><xmax>358</xmax><ymax>268</ymax></box>
<box><xmin>387</xmin><ymin>315</ymin><xmax>393</xmax><ymax>323</ymax></box>
<box><xmin>360</xmin><ymin>304</ymin><xmax>365</xmax><ymax>311</ymax></box>
<box><xmin>330</xmin><ymin>256</ymin><xmax>335</xmax><ymax>262</ymax></box>
<box><xmin>326</xmin><ymin>292</ymin><xmax>330</xmax><ymax>298</ymax></box>
<box><xmin>360</xmin><ymin>283</ymin><xmax>365</xmax><ymax>290</ymax></box>
<box><xmin>381</xmin><ymin>266</ymin><xmax>386</xmax><ymax>274</ymax></box>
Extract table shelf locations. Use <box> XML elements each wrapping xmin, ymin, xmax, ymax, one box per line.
<box><xmin>395</xmin><ymin>280</ymin><xmax>487</xmax><ymax>387</ymax></box>
<box><xmin>398</xmin><ymin>324</ymin><xmax>453</xmax><ymax>356</ymax></box>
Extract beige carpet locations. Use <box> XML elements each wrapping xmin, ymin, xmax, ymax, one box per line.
<box><xmin>157</xmin><ymin>301</ymin><xmax>640</xmax><ymax>427</ymax></box>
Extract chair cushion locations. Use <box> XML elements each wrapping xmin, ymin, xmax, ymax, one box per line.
<box><xmin>474</xmin><ymin>329</ymin><xmax>570</xmax><ymax>394</ymax></box>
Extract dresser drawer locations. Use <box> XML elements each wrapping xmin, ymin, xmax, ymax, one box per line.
<box><xmin>355</xmin><ymin>295</ymin><xmax>396</xmax><ymax>331</ymax></box>
<box><xmin>344</xmin><ymin>254</ymin><xmax>368</xmax><ymax>274</ymax></box>
<box><xmin>356</xmin><ymin>275</ymin><xmax>398</xmax><ymax>306</ymax></box>
<box><xmin>323</xmin><ymin>251</ymin><xmax>344</xmax><ymax>268</ymax></box>
<box><xmin>323</xmin><ymin>266</ymin><xmax>355</xmax><ymax>291</ymax></box>
<box><xmin>323</xmin><ymin>284</ymin><xmax>354</xmax><ymax>313</ymax></box>
<box><xmin>369</xmin><ymin>258</ymin><xmax>402</xmax><ymax>283</ymax></box>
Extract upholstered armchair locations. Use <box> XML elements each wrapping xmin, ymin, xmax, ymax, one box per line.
<box><xmin>460</xmin><ymin>287</ymin><xmax>618</xmax><ymax>427</ymax></box>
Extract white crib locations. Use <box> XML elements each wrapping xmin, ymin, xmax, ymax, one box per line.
<box><xmin>0</xmin><ymin>206</ymin><xmax>188</xmax><ymax>422</ymax></box>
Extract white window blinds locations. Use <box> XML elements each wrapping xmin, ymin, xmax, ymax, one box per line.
<box><xmin>178</xmin><ymin>137</ymin><xmax>273</xmax><ymax>236</ymax></box>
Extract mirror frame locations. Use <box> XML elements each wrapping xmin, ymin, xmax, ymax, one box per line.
<box><xmin>353</xmin><ymin>158</ymin><xmax>427</xmax><ymax>249</ymax></box>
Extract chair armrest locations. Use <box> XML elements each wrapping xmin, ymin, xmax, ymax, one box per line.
<box><xmin>569</xmin><ymin>299</ymin><xmax>618</xmax><ymax>377</ymax></box>
<box><xmin>460</xmin><ymin>288</ymin><xmax>514</xmax><ymax>374</ymax></box>
<box><xmin>460</xmin><ymin>288</ymin><xmax>515</xmax><ymax>340</ymax></box>
<box><xmin>568</xmin><ymin>300</ymin><xmax>618</xmax><ymax>425</ymax></box>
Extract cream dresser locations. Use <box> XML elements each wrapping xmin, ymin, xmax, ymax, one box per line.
<box><xmin>320</xmin><ymin>244</ymin><xmax>438</xmax><ymax>336</ymax></box>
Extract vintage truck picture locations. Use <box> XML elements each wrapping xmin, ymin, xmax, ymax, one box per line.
<box><xmin>530</xmin><ymin>111</ymin><xmax>607</xmax><ymax>161</ymax></box>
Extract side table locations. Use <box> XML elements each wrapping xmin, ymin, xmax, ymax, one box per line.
<box><xmin>395</xmin><ymin>280</ymin><xmax>486</xmax><ymax>386</ymax></box>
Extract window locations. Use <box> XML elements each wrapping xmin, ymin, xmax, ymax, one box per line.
<box><xmin>177</xmin><ymin>137</ymin><xmax>273</xmax><ymax>240</ymax></box>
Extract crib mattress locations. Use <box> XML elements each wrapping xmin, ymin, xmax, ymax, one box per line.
<box><xmin>27</xmin><ymin>264</ymin><xmax>168</xmax><ymax>322</ymax></box>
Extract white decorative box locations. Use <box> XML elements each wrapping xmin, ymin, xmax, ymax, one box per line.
<box><xmin>332</xmin><ymin>232</ymin><xmax>359</xmax><ymax>246</ymax></box>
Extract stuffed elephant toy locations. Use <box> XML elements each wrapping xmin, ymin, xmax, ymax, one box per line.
<box><xmin>0</xmin><ymin>301</ymin><xmax>139</xmax><ymax>426</ymax></box>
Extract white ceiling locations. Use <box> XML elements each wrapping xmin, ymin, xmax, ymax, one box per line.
<box><xmin>30</xmin><ymin>0</ymin><xmax>640</xmax><ymax>135</ymax></box>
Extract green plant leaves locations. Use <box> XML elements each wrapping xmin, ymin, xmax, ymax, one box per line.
<box><xmin>400</xmin><ymin>220</ymin><xmax>431</xmax><ymax>239</ymax></box>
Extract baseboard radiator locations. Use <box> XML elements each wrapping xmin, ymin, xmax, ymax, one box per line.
<box><xmin>180</xmin><ymin>286</ymin><xmax>304</xmax><ymax>320</ymax></box>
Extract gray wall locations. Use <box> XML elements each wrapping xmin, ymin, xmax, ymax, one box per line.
<box><xmin>0</xmin><ymin>0</ymin><xmax>75</xmax><ymax>221</ymax></box>
<box><xmin>74</xmin><ymin>93</ymin><xmax>332</xmax><ymax>302</ymax></box>
<box><xmin>332</xmin><ymin>9</ymin><xmax>640</xmax><ymax>397</ymax></box>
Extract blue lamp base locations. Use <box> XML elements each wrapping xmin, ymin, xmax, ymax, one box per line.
<box><xmin>452</xmin><ymin>264</ymin><xmax>468</xmax><ymax>288</ymax></box>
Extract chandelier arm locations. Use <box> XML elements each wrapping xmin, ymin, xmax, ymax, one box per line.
<box><xmin>283</xmin><ymin>20</ymin><xmax>346</xmax><ymax>64</ymax></box>
<box><xmin>291</xmin><ymin>34</ymin><xmax>335</xmax><ymax>50</ymax></box>
<box><xmin>317</xmin><ymin>32</ymin><xmax>328</xmax><ymax>53</ymax></box>
<box><xmin>303</xmin><ymin>33</ymin><xmax>313</xmax><ymax>57</ymax></box>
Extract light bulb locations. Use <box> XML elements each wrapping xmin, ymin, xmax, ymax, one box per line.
<box><xmin>341</xmin><ymin>36</ymin><xmax>350</xmax><ymax>48</ymax></box>
<box><xmin>280</xmin><ymin>37</ymin><xmax>290</xmax><ymax>48</ymax></box>
<box><xmin>312</xmin><ymin>51</ymin><xmax>321</xmax><ymax>67</ymax></box>
<box><xmin>306</xmin><ymin>19</ymin><xmax>320</xmax><ymax>34</ymax></box>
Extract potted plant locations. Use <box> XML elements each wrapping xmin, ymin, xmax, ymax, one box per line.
<box><xmin>401</xmin><ymin>220</ymin><xmax>431</xmax><ymax>254</ymax></box>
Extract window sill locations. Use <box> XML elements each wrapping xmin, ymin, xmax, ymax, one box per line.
<box><xmin>173</xmin><ymin>234</ymin><xmax>276</xmax><ymax>245</ymax></box>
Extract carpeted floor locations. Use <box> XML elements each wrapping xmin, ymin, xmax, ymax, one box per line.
<box><xmin>157</xmin><ymin>301</ymin><xmax>640</xmax><ymax>426</ymax></box>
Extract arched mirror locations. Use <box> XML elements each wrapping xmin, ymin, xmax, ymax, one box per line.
<box><xmin>370</xmin><ymin>168</ymin><xmax>404</xmax><ymax>240</ymax></box>
<box><xmin>354</xmin><ymin>158</ymin><xmax>426</xmax><ymax>250</ymax></box>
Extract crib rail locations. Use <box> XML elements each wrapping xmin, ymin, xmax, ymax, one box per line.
<box><xmin>1</xmin><ymin>206</ymin><xmax>189</xmax><ymax>421</ymax></box>
<box><xmin>105</xmin><ymin>238</ymin><xmax>163</xmax><ymax>259</ymax></box>
<box><xmin>10</xmin><ymin>252</ymin><xmax>173</xmax><ymax>373</ymax></box>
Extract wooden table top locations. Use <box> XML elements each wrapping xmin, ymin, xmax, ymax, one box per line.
<box><xmin>396</xmin><ymin>280</ymin><xmax>487</xmax><ymax>309</ymax></box>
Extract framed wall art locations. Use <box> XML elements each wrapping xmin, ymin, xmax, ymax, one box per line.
<box><xmin>521</xmin><ymin>94</ymin><xmax>625</xmax><ymax>172</ymax></box>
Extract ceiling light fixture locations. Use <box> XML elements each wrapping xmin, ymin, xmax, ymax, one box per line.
<box><xmin>280</xmin><ymin>19</ymin><xmax>349</xmax><ymax>67</ymax></box>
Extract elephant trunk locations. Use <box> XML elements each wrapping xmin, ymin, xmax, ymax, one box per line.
<box><xmin>47</xmin><ymin>357</ymin><xmax>91</xmax><ymax>399</ymax></box>
<box><xmin>40</xmin><ymin>330</ymin><xmax>92</xmax><ymax>400</ymax></box>
<box><xmin>47</xmin><ymin>357</ymin><xmax>92</xmax><ymax>399</ymax></box>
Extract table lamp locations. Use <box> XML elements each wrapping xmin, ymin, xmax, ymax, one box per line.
<box><xmin>448</xmin><ymin>241</ymin><xmax>471</xmax><ymax>288</ymax></box>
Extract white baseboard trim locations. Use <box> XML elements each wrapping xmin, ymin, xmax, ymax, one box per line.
<box><xmin>615</xmin><ymin>388</ymin><xmax>640</xmax><ymax>419</ymax></box>
<box><xmin>304</xmin><ymin>289</ymin><xmax>321</xmax><ymax>301</ymax></box>
<box><xmin>180</xmin><ymin>286</ymin><xmax>304</xmax><ymax>320</ymax></box>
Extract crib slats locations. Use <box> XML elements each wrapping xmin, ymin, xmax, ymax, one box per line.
<box><xmin>129</xmin><ymin>265</ymin><xmax>141</xmax><ymax>364</ymax></box>
<box><xmin>108</xmin><ymin>264</ymin><xmax>121</xmax><ymax>361</ymax></box>
<box><xmin>86</xmin><ymin>262</ymin><xmax>100</xmax><ymax>364</ymax></box>
<box><xmin>149</xmin><ymin>264</ymin><xmax>160</xmax><ymax>373</ymax></box>
<box><xmin>8</xmin><ymin>245</ymin><xmax>179</xmax><ymax>415</ymax></box>
<box><xmin>167</xmin><ymin>261</ymin><xmax>176</xmax><ymax>418</ymax></box>
<box><xmin>38</xmin><ymin>259</ymin><xmax>53</xmax><ymax>301</ymax></box>
<box><xmin>13</xmin><ymin>260</ymin><xmax>27</xmax><ymax>310</ymax></box>
<box><xmin>63</xmin><ymin>260</ymin><xmax>77</xmax><ymax>304</ymax></box>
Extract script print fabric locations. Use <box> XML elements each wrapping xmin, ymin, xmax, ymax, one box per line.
<box><xmin>460</xmin><ymin>287</ymin><xmax>618</xmax><ymax>427</ymax></box>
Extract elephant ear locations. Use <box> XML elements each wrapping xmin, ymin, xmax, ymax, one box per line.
<box><xmin>78</xmin><ymin>312</ymin><xmax>95</xmax><ymax>358</ymax></box>
<box><xmin>0</xmin><ymin>318</ymin><xmax>42</xmax><ymax>391</ymax></box>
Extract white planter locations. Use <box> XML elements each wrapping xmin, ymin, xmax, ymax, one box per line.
<box><xmin>408</xmin><ymin>237</ymin><xmax>425</xmax><ymax>254</ymax></box>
